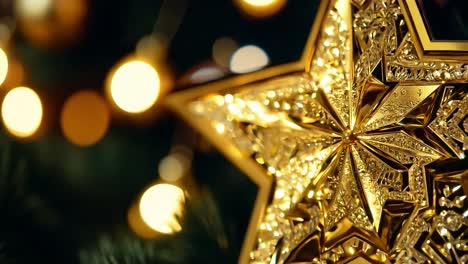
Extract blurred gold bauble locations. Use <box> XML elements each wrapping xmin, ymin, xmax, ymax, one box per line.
<box><xmin>234</xmin><ymin>0</ymin><xmax>287</xmax><ymax>18</ymax></box>
<box><xmin>14</xmin><ymin>0</ymin><xmax>88</xmax><ymax>48</ymax></box>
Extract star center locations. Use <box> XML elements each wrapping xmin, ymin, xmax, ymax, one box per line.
<box><xmin>342</xmin><ymin>129</ymin><xmax>358</xmax><ymax>144</ymax></box>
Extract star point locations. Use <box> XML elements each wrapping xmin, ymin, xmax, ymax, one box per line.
<box><xmin>167</xmin><ymin>0</ymin><xmax>468</xmax><ymax>263</ymax></box>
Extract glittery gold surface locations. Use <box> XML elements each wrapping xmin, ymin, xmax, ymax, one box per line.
<box><xmin>167</xmin><ymin>0</ymin><xmax>468</xmax><ymax>263</ymax></box>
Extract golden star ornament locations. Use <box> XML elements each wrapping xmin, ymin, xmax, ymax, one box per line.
<box><xmin>167</xmin><ymin>0</ymin><xmax>468</xmax><ymax>263</ymax></box>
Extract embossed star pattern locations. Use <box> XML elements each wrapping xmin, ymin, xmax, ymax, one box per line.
<box><xmin>167</xmin><ymin>0</ymin><xmax>468</xmax><ymax>263</ymax></box>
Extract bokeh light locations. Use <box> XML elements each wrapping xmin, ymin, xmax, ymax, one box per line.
<box><xmin>230</xmin><ymin>45</ymin><xmax>269</xmax><ymax>74</ymax></box>
<box><xmin>60</xmin><ymin>90</ymin><xmax>110</xmax><ymax>146</ymax></box>
<box><xmin>190</xmin><ymin>66</ymin><xmax>225</xmax><ymax>84</ymax></box>
<box><xmin>136</xmin><ymin>34</ymin><xmax>168</xmax><ymax>62</ymax></box>
<box><xmin>159</xmin><ymin>146</ymin><xmax>192</xmax><ymax>182</ymax></box>
<box><xmin>14</xmin><ymin>0</ymin><xmax>88</xmax><ymax>48</ymax></box>
<box><xmin>109</xmin><ymin>60</ymin><xmax>160</xmax><ymax>114</ymax></box>
<box><xmin>2</xmin><ymin>57</ymin><xmax>25</xmax><ymax>88</ymax></box>
<box><xmin>243</xmin><ymin>0</ymin><xmax>277</xmax><ymax>6</ymax></box>
<box><xmin>0</xmin><ymin>48</ymin><xmax>8</xmax><ymax>86</ymax></box>
<box><xmin>235</xmin><ymin>0</ymin><xmax>287</xmax><ymax>18</ymax></box>
<box><xmin>139</xmin><ymin>183</ymin><xmax>185</xmax><ymax>234</ymax></box>
<box><xmin>127</xmin><ymin>200</ymin><xmax>158</xmax><ymax>239</ymax></box>
<box><xmin>212</xmin><ymin>37</ymin><xmax>238</xmax><ymax>68</ymax></box>
<box><xmin>15</xmin><ymin>0</ymin><xmax>53</xmax><ymax>19</ymax></box>
<box><xmin>0</xmin><ymin>24</ymin><xmax>12</xmax><ymax>43</ymax></box>
<box><xmin>1</xmin><ymin>87</ymin><xmax>42</xmax><ymax>138</ymax></box>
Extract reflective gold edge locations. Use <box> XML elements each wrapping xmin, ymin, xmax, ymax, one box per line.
<box><xmin>165</xmin><ymin>1</ymin><xmax>332</xmax><ymax>263</ymax></box>
<box><xmin>166</xmin><ymin>96</ymin><xmax>272</xmax><ymax>264</ymax></box>
<box><xmin>399</xmin><ymin>0</ymin><xmax>468</xmax><ymax>61</ymax></box>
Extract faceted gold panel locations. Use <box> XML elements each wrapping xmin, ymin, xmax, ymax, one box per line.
<box><xmin>167</xmin><ymin>0</ymin><xmax>468</xmax><ymax>263</ymax></box>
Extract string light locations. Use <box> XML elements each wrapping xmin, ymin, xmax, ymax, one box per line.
<box><xmin>235</xmin><ymin>0</ymin><xmax>287</xmax><ymax>18</ymax></box>
<box><xmin>60</xmin><ymin>90</ymin><xmax>110</xmax><ymax>146</ymax></box>
<box><xmin>1</xmin><ymin>87</ymin><xmax>43</xmax><ymax>138</ymax></box>
<box><xmin>0</xmin><ymin>48</ymin><xmax>8</xmax><ymax>86</ymax></box>
<box><xmin>108</xmin><ymin>60</ymin><xmax>161</xmax><ymax>114</ymax></box>
<box><xmin>139</xmin><ymin>183</ymin><xmax>185</xmax><ymax>234</ymax></box>
<box><xmin>230</xmin><ymin>45</ymin><xmax>269</xmax><ymax>74</ymax></box>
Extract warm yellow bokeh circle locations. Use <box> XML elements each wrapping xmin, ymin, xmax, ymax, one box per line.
<box><xmin>230</xmin><ymin>45</ymin><xmax>269</xmax><ymax>74</ymax></box>
<box><xmin>109</xmin><ymin>60</ymin><xmax>160</xmax><ymax>113</ymax></box>
<box><xmin>139</xmin><ymin>183</ymin><xmax>185</xmax><ymax>234</ymax></box>
<box><xmin>2</xmin><ymin>87</ymin><xmax>43</xmax><ymax>138</ymax></box>
<box><xmin>235</xmin><ymin>0</ymin><xmax>287</xmax><ymax>18</ymax></box>
<box><xmin>0</xmin><ymin>48</ymin><xmax>8</xmax><ymax>86</ymax></box>
<box><xmin>243</xmin><ymin>0</ymin><xmax>277</xmax><ymax>6</ymax></box>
